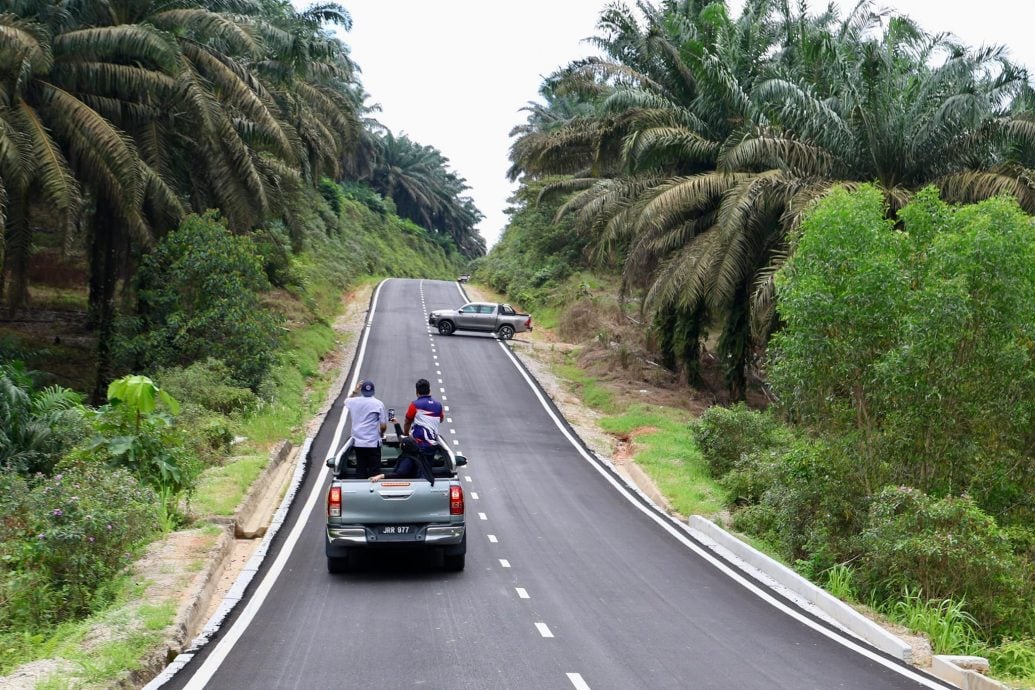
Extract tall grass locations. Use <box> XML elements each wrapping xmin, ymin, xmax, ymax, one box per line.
<box><xmin>884</xmin><ymin>587</ymin><xmax>981</xmax><ymax>655</ymax></box>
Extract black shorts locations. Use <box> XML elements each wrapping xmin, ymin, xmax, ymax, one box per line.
<box><xmin>354</xmin><ymin>445</ymin><xmax>382</xmax><ymax>478</ymax></box>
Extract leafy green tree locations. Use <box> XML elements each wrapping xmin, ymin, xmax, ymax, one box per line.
<box><xmin>122</xmin><ymin>212</ymin><xmax>280</xmax><ymax>391</ymax></box>
<box><xmin>769</xmin><ymin>186</ymin><xmax>1035</xmax><ymax>521</ymax></box>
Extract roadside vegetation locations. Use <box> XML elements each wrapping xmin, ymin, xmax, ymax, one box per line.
<box><xmin>0</xmin><ymin>0</ymin><xmax>478</xmax><ymax>681</ymax></box>
<box><xmin>480</xmin><ymin>1</ymin><xmax>1035</xmax><ymax>685</ymax></box>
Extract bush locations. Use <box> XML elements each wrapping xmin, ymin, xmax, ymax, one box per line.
<box><xmin>858</xmin><ymin>487</ymin><xmax>1033</xmax><ymax>638</ymax></box>
<box><xmin>0</xmin><ymin>464</ymin><xmax>159</xmax><ymax>627</ymax></box>
<box><xmin>121</xmin><ymin>211</ymin><xmax>281</xmax><ymax>391</ymax></box>
<box><xmin>156</xmin><ymin>359</ymin><xmax>259</xmax><ymax>415</ymax></box>
<box><xmin>691</xmin><ymin>403</ymin><xmax>792</xmax><ymax>478</ymax></box>
<box><xmin>757</xmin><ymin>438</ymin><xmax>868</xmax><ymax>571</ymax></box>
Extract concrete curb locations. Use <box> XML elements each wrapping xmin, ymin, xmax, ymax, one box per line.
<box><xmin>688</xmin><ymin>515</ymin><xmax>915</xmax><ymax>663</ymax></box>
<box><xmin>931</xmin><ymin>656</ymin><xmax>1010</xmax><ymax>690</ymax></box>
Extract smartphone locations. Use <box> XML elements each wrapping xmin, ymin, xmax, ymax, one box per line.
<box><xmin>387</xmin><ymin>407</ymin><xmax>395</xmax><ymax>420</ymax></box>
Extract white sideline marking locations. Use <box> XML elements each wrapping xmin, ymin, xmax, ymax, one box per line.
<box><xmin>536</xmin><ymin>623</ymin><xmax>554</xmax><ymax>638</ymax></box>
<box><xmin>516</xmin><ymin>587</ymin><xmax>529</xmax><ymax>599</ymax></box>
<box><xmin>181</xmin><ymin>282</ymin><xmax>388</xmax><ymax>689</ymax></box>
<box><xmin>488</xmin><ymin>534</ymin><xmax>498</xmax><ymax>543</ymax></box>
<box><xmin>494</xmin><ymin>340</ymin><xmax>947</xmax><ymax>688</ymax></box>
<box><xmin>499</xmin><ymin>559</ymin><xmax>511</xmax><ymax>568</ymax></box>
<box><xmin>567</xmin><ymin>673</ymin><xmax>590</xmax><ymax>690</ymax></box>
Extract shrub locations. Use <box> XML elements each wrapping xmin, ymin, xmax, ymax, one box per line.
<box><xmin>71</xmin><ymin>376</ymin><xmax>202</xmax><ymax>518</ymax></box>
<box><xmin>156</xmin><ymin>359</ymin><xmax>259</xmax><ymax>415</ymax></box>
<box><xmin>691</xmin><ymin>403</ymin><xmax>792</xmax><ymax>478</ymax></box>
<box><xmin>0</xmin><ymin>464</ymin><xmax>159</xmax><ymax>627</ymax></box>
<box><xmin>757</xmin><ymin>438</ymin><xmax>868</xmax><ymax>570</ymax></box>
<box><xmin>121</xmin><ymin>211</ymin><xmax>280</xmax><ymax>391</ymax></box>
<box><xmin>0</xmin><ymin>362</ymin><xmax>86</xmax><ymax>476</ymax></box>
<box><xmin>859</xmin><ymin>487</ymin><xmax>1033</xmax><ymax>638</ymax></box>
<box><xmin>986</xmin><ymin>638</ymin><xmax>1035</xmax><ymax>682</ymax></box>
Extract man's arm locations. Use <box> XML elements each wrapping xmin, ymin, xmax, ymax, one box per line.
<box><xmin>403</xmin><ymin>402</ymin><xmax>417</xmax><ymax>436</ymax></box>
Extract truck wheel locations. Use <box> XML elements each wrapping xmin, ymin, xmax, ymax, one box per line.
<box><xmin>497</xmin><ymin>325</ymin><xmax>515</xmax><ymax>340</ymax></box>
<box><xmin>443</xmin><ymin>552</ymin><xmax>465</xmax><ymax>572</ymax></box>
<box><xmin>438</xmin><ymin>321</ymin><xmax>455</xmax><ymax>336</ymax></box>
<box><xmin>327</xmin><ymin>552</ymin><xmax>352</xmax><ymax>574</ymax></box>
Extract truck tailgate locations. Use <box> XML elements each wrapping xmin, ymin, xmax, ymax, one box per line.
<box><xmin>336</xmin><ymin>480</ymin><xmax>452</xmax><ymax>524</ymax></box>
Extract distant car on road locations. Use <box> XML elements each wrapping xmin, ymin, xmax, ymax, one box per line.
<box><xmin>458</xmin><ymin>274</ymin><xmax>470</xmax><ymax>283</ymax></box>
<box><xmin>428</xmin><ymin>302</ymin><xmax>532</xmax><ymax>340</ymax></box>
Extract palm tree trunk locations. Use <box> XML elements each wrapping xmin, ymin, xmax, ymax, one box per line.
<box><xmin>719</xmin><ymin>286</ymin><xmax>749</xmax><ymax>402</ymax></box>
<box><xmin>89</xmin><ymin>199</ymin><xmax>120</xmax><ymax>405</ymax></box>
<box><xmin>4</xmin><ymin>199</ymin><xmax>31</xmax><ymax>317</ymax></box>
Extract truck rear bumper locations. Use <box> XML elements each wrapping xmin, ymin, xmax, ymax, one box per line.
<box><xmin>326</xmin><ymin>524</ymin><xmax>465</xmax><ymax>550</ymax></box>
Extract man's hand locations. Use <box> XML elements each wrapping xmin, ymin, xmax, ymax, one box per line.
<box><xmin>369</xmin><ymin>473</ymin><xmax>385</xmax><ymax>482</ymax></box>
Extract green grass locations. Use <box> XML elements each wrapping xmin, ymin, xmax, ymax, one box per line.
<box><xmin>883</xmin><ymin>587</ymin><xmax>982</xmax><ymax>656</ymax></box>
<box><xmin>598</xmin><ymin>403</ymin><xmax>725</xmax><ymax>516</ymax></box>
<box><xmin>192</xmin><ymin>454</ymin><xmax>266</xmax><ymax>516</ymax></box>
<box><xmin>549</xmin><ymin>354</ymin><xmax>726</xmax><ymax>518</ymax></box>
<box><xmin>554</xmin><ymin>362</ymin><xmax>616</xmax><ymax>414</ymax></box>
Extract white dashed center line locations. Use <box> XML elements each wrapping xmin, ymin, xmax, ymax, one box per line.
<box><xmin>487</xmin><ymin>534</ymin><xmax>498</xmax><ymax>543</ymax></box>
<box><xmin>516</xmin><ymin>587</ymin><xmax>529</xmax><ymax>599</ymax></box>
<box><xmin>478</xmin><ymin>512</ymin><xmax>487</xmax><ymax>520</ymax></box>
<box><xmin>470</xmin><ymin>492</ymin><xmax>479</xmax><ymax>500</ymax></box>
<box><xmin>535</xmin><ymin>623</ymin><xmax>554</xmax><ymax>638</ymax></box>
<box><xmin>499</xmin><ymin>559</ymin><xmax>511</xmax><ymax>568</ymax></box>
<box><xmin>567</xmin><ymin>673</ymin><xmax>591</xmax><ymax>689</ymax></box>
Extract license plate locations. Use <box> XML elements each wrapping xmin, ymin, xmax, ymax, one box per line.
<box><xmin>378</xmin><ymin>525</ymin><xmax>419</xmax><ymax>541</ymax></box>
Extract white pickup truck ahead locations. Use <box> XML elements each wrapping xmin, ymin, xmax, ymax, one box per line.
<box><xmin>427</xmin><ymin>302</ymin><xmax>532</xmax><ymax>340</ymax></box>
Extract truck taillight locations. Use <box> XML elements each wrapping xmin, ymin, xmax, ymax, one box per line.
<box><xmin>328</xmin><ymin>486</ymin><xmax>341</xmax><ymax>517</ymax></box>
<box><xmin>450</xmin><ymin>485</ymin><xmax>464</xmax><ymax>515</ymax></box>
<box><xmin>525</xmin><ymin>317</ymin><xmax>532</xmax><ymax>329</ymax></box>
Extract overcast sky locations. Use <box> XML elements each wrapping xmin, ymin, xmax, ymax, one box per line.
<box><xmin>333</xmin><ymin>1</ymin><xmax>1035</xmax><ymax>250</ymax></box>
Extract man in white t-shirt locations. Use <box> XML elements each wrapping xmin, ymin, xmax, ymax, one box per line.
<box><xmin>343</xmin><ymin>378</ymin><xmax>387</xmax><ymax>478</ymax></box>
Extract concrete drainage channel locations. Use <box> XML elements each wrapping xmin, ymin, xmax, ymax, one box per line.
<box><xmin>144</xmin><ymin>436</ymin><xmax>309</xmax><ymax>688</ymax></box>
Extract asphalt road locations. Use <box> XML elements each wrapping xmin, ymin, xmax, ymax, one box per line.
<box><xmin>158</xmin><ymin>278</ymin><xmax>953</xmax><ymax>690</ymax></box>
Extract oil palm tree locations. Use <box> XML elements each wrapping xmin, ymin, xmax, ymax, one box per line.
<box><xmin>508</xmin><ymin>0</ymin><xmax>1035</xmax><ymax>397</ymax></box>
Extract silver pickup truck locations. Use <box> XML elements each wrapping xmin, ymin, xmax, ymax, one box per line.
<box><xmin>324</xmin><ymin>432</ymin><xmax>468</xmax><ymax>572</ymax></box>
<box><xmin>428</xmin><ymin>302</ymin><xmax>532</xmax><ymax>340</ymax></box>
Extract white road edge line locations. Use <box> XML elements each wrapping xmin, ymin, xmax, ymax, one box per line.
<box><xmin>179</xmin><ymin>280</ymin><xmax>387</xmax><ymax>690</ymax></box>
<box><xmin>494</xmin><ymin>340</ymin><xmax>947</xmax><ymax>689</ymax></box>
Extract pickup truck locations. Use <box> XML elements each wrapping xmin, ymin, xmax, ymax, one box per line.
<box><xmin>428</xmin><ymin>302</ymin><xmax>532</xmax><ymax>340</ymax></box>
<box><xmin>325</xmin><ymin>431</ymin><xmax>468</xmax><ymax>572</ymax></box>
